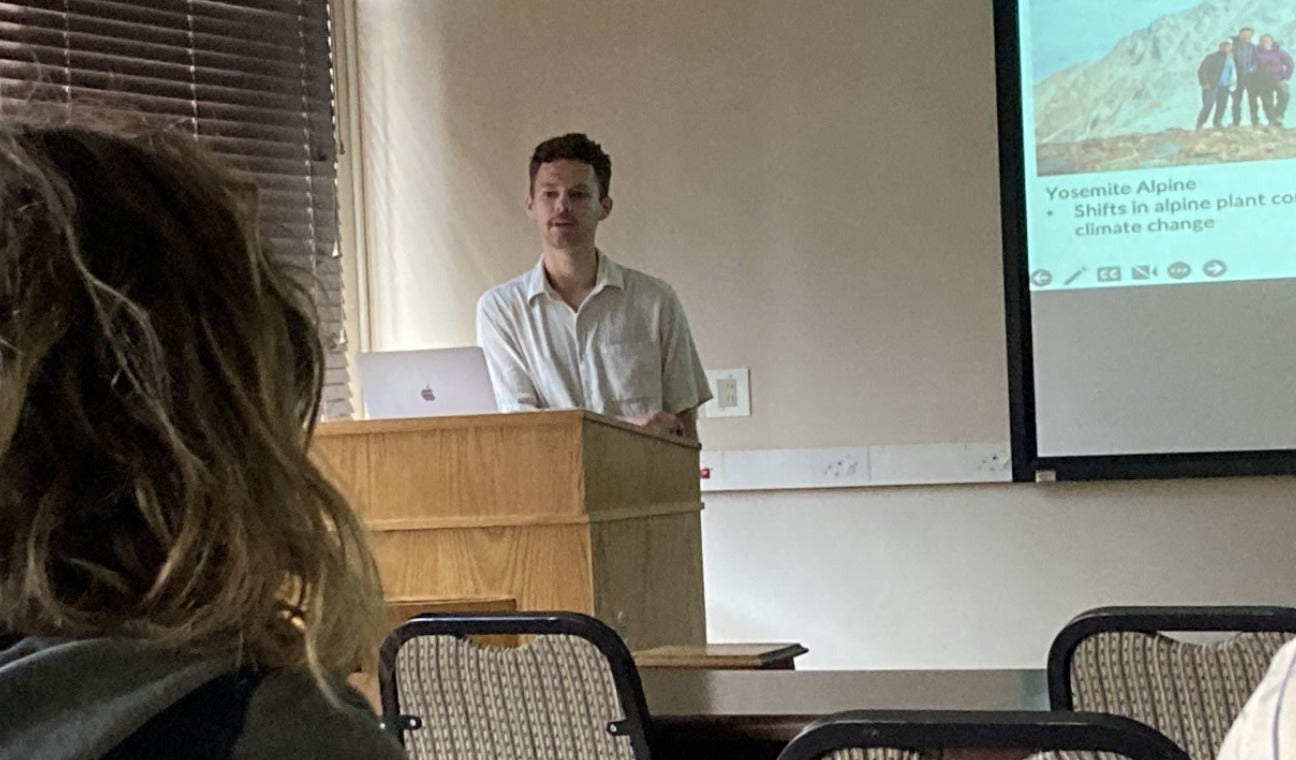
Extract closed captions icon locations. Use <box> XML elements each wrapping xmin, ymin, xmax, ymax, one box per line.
<box><xmin>1097</xmin><ymin>266</ymin><xmax>1121</xmax><ymax>282</ymax></box>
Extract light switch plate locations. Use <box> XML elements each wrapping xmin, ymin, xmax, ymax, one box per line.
<box><xmin>704</xmin><ymin>368</ymin><xmax>750</xmax><ymax>418</ymax></box>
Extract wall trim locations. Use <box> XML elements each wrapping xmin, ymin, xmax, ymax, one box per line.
<box><xmin>700</xmin><ymin>442</ymin><xmax>1012</xmax><ymax>492</ymax></box>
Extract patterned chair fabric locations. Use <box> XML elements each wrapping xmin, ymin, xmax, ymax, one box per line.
<box><xmin>392</xmin><ymin>631</ymin><xmax>641</xmax><ymax>760</ymax></box>
<box><xmin>822</xmin><ymin>751</ymin><xmax>1146</xmax><ymax>760</ymax></box>
<box><xmin>823</xmin><ymin>749</ymin><xmax>925</xmax><ymax>760</ymax></box>
<box><xmin>775</xmin><ymin>710</ymin><xmax>1188</xmax><ymax>760</ymax></box>
<box><xmin>1053</xmin><ymin>629</ymin><xmax>1292</xmax><ymax>760</ymax></box>
<box><xmin>824</xmin><ymin>747</ymin><xmax>1130</xmax><ymax>752</ymax></box>
<box><xmin>823</xmin><ymin>751</ymin><xmax>1166</xmax><ymax>760</ymax></box>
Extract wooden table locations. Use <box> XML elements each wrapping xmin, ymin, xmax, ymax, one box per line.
<box><xmin>635</xmin><ymin>643</ymin><xmax>809</xmax><ymax>670</ymax></box>
<box><xmin>642</xmin><ymin>668</ymin><xmax>1048</xmax><ymax>760</ymax></box>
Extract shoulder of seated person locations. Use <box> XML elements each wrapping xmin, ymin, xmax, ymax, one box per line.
<box><xmin>233</xmin><ymin>669</ymin><xmax>403</xmax><ymax>760</ymax></box>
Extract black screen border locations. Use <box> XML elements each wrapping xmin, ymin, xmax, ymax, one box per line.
<box><xmin>992</xmin><ymin>0</ymin><xmax>1296</xmax><ymax>482</ymax></box>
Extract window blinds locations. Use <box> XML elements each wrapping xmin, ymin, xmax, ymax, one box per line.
<box><xmin>0</xmin><ymin>0</ymin><xmax>351</xmax><ymax>417</ymax></box>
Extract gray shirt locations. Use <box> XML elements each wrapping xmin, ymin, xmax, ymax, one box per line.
<box><xmin>0</xmin><ymin>636</ymin><xmax>404</xmax><ymax>760</ymax></box>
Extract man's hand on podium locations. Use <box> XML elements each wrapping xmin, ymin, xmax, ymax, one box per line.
<box><xmin>623</xmin><ymin>410</ymin><xmax>684</xmax><ymax>437</ymax></box>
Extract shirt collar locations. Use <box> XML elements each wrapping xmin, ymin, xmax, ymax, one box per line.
<box><xmin>597</xmin><ymin>251</ymin><xmax>625</xmax><ymax>292</ymax></box>
<box><xmin>526</xmin><ymin>250</ymin><xmax>624</xmax><ymax>303</ymax></box>
<box><xmin>524</xmin><ymin>259</ymin><xmax>548</xmax><ymax>302</ymax></box>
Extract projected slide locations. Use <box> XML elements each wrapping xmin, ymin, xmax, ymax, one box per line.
<box><xmin>1019</xmin><ymin>0</ymin><xmax>1296</xmax><ymax>292</ymax></box>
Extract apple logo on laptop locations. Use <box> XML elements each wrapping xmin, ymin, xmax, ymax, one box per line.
<box><xmin>421</xmin><ymin>385</ymin><xmax>436</xmax><ymax>402</ymax></box>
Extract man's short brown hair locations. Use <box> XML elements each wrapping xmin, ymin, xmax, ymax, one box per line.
<box><xmin>529</xmin><ymin>133</ymin><xmax>612</xmax><ymax>199</ymax></box>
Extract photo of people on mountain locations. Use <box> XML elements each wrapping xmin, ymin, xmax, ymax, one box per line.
<box><xmin>1031</xmin><ymin>0</ymin><xmax>1296</xmax><ymax>176</ymax></box>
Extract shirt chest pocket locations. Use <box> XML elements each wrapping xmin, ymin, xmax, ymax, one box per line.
<box><xmin>601</xmin><ymin>340</ymin><xmax>663</xmax><ymax>403</ymax></box>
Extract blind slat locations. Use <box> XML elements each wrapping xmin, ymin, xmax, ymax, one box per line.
<box><xmin>119</xmin><ymin>0</ymin><xmax>329</xmax><ymax>24</ymax></box>
<box><xmin>4</xmin><ymin>0</ymin><xmax>329</xmax><ymax>34</ymax></box>
<box><xmin>0</xmin><ymin>24</ymin><xmax>330</xmax><ymax>81</ymax></box>
<box><xmin>8</xmin><ymin>0</ymin><xmax>329</xmax><ymax>22</ymax></box>
<box><xmin>0</xmin><ymin>46</ymin><xmax>333</xmax><ymax>98</ymax></box>
<box><xmin>259</xmin><ymin>190</ymin><xmax>339</xmax><ymax>211</ymax></box>
<box><xmin>245</xmin><ymin>175</ymin><xmax>335</xmax><ymax>195</ymax></box>
<box><xmin>0</xmin><ymin>48</ymin><xmax>330</xmax><ymax>90</ymax></box>
<box><xmin>7</xmin><ymin>101</ymin><xmax>322</xmax><ymax>145</ymax></box>
<box><xmin>0</xmin><ymin>6</ymin><xmax>329</xmax><ymax>62</ymax></box>
<box><xmin>0</xmin><ymin>61</ymin><xmax>332</xmax><ymax>114</ymax></box>
<box><xmin>259</xmin><ymin>196</ymin><xmax>338</xmax><ymax>211</ymax></box>
<box><xmin>261</xmin><ymin>217</ymin><xmax>340</xmax><ymax>236</ymax></box>
<box><xmin>0</xmin><ymin>80</ymin><xmax>334</xmax><ymax>134</ymax></box>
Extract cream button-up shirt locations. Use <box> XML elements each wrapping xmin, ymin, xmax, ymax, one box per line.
<box><xmin>1217</xmin><ymin>637</ymin><xmax>1296</xmax><ymax>760</ymax></box>
<box><xmin>476</xmin><ymin>253</ymin><xmax>712</xmax><ymax>418</ymax></box>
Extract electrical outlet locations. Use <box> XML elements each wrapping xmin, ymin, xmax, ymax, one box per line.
<box><xmin>704</xmin><ymin>369</ymin><xmax>750</xmax><ymax>418</ymax></box>
<box><xmin>822</xmin><ymin>457</ymin><xmax>861</xmax><ymax>479</ymax></box>
<box><xmin>716</xmin><ymin>377</ymin><xmax>739</xmax><ymax>408</ymax></box>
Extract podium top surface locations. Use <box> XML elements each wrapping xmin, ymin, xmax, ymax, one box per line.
<box><xmin>316</xmin><ymin>409</ymin><xmax>700</xmax><ymax>449</ymax></box>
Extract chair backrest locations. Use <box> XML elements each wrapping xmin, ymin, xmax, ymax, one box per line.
<box><xmin>774</xmin><ymin>710</ymin><xmax>1190</xmax><ymax>760</ymax></box>
<box><xmin>378</xmin><ymin>611</ymin><xmax>653</xmax><ymax>760</ymax></box>
<box><xmin>1047</xmin><ymin>606</ymin><xmax>1296</xmax><ymax>760</ymax></box>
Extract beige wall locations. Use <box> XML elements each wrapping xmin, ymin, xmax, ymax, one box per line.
<box><xmin>356</xmin><ymin>0</ymin><xmax>1006</xmax><ymax>450</ymax></box>
<box><xmin>704</xmin><ymin>479</ymin><xmax>1296</xmax><ymax>669</ymax></box>
<box><xmin>354</xmin><ymin>1</ymin><xmax>1296</xmax><ymax>668</ymax></box>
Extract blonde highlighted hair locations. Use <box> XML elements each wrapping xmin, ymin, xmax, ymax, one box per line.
<box><xmin>0</xmin><ymin>115</ymin><xmax>383</xmax><ymax>686</ymax></box>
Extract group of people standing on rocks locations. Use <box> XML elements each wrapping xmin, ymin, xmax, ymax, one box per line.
<box><xmin>1197</xmin><ymin>26</ymin><xmax>1294</xmax><ymax>129</ymax></box>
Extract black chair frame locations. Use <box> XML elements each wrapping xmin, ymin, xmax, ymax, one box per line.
<box><xmin>378</xmin><ymin>610</ymin><xmax>654</xmax><ymax>759</ymax></box>
<box><xmin>1047</xmin><ymin>605</ymin><xmax>1296</xmax><ymax>709</ymax></box>
<box><xmin>775</xmin><ymin>709</ymin><xmax>1190</xmax><ymax>760</ymax></box>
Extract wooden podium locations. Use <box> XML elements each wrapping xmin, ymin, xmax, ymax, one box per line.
<box><xmin>313</xmin><ymin>410</ymin><xmax>706</xmax><ymax>650</ymax></box>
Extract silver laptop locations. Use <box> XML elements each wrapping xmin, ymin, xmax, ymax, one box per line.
<box><xmin>356</xmin><ymin>347</ymin><xmax>499</xmax><ymax>419</ymax></box>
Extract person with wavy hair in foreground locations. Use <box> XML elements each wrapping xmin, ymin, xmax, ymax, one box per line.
<box><xmin>0</xmin><ymin>119</ymin><xmax>403</xmax><ymax>759</ymax></box>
